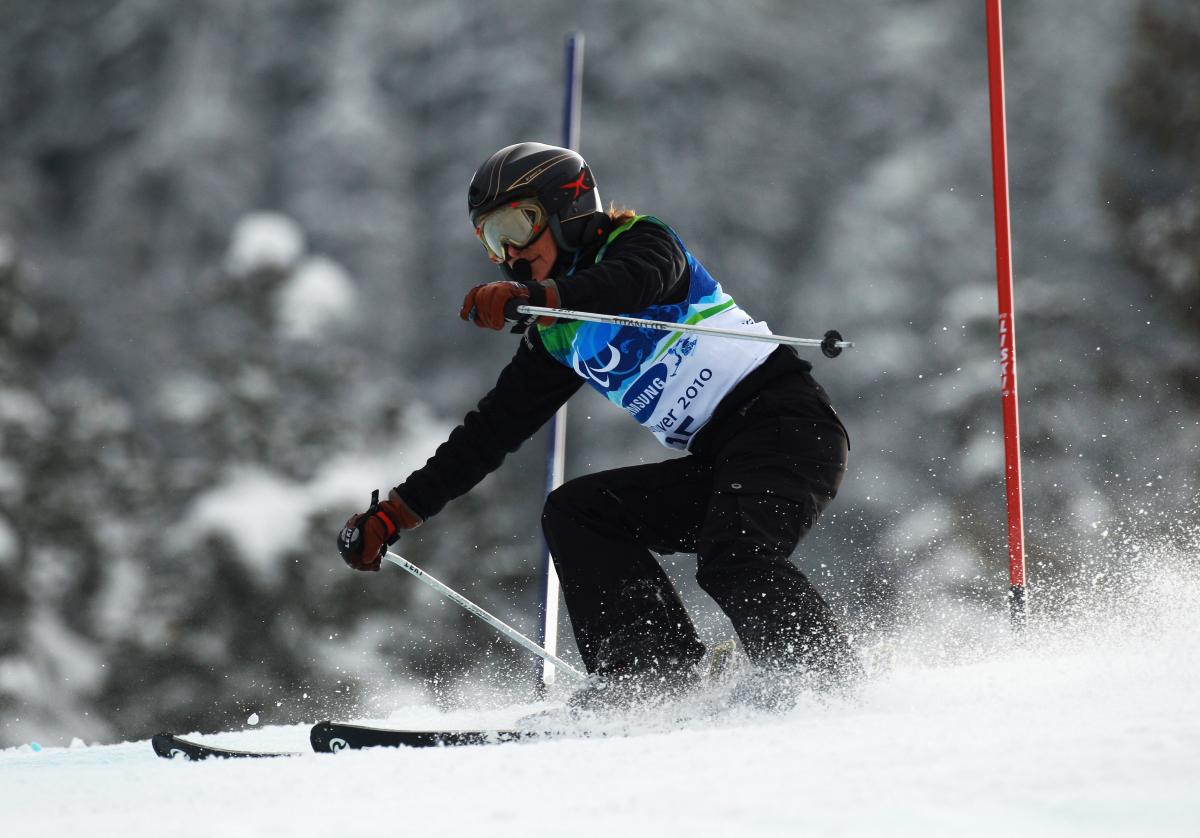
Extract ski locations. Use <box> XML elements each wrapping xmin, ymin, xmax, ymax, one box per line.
<box><xmin>151</xmin><ymin>732</ymin><xmax>302</xmax><ymax>760</ymax></box>
<box><xmin>310</xmin><ymin>720</ymin><xmax>532</xmax><ymax>751</ymax></box>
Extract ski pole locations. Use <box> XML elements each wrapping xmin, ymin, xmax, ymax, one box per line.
<box><xmin>515</xmin><ymin>304</ymin><xmax>854</xmax><ymax>358</ymax></box>
<box><xmin>384</xmin><ymin>550</ymin><xmax>588</xmax><ymax>684</ymax></box>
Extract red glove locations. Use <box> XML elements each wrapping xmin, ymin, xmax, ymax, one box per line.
<box><xmin>460</xmin><ymin>280</ymin><xmax>559</xmax><ymax>330</ymax></box>
<box><xmin>337</xmin><ymin>489</ymin><xmax>422</xmax><ymax>572</ymax></box>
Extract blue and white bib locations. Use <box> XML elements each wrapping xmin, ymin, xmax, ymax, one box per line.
<box><xmin>537</xmin><ymin>217</ymin><xmax>773</xmax><ymax>450</ymax></box>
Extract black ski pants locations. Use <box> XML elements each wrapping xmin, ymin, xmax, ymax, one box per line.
<box><xmin>541</xmin><ymin>366</ymin><xmax>854</xmax><ymax>680</ymax></box>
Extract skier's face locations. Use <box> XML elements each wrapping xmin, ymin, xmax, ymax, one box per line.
<box><xmin>505</xmin><ymin>226</ymin><xmax>557</xmax><ymax>282</ymax></box>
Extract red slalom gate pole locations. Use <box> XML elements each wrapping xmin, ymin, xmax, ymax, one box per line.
<box><xmin>986</xmin><ymin>0</ymin><xmax>1028</xmax><ymax>627</ymax></box>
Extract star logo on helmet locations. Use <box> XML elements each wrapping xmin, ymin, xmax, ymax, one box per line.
<box><xmin>560</xmin><ymin>172</ymin><xmax>591</xmax><ymax>201</ymax></box>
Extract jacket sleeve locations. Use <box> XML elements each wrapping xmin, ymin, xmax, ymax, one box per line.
<box><xmin>552</xmin><ymin>220</ymin><xmax>690</xmax><ymax>314</ymax></box>
<box><xmin>394</xmin><ymin>331</ymin><xmax>582</xmax><ymax>520</ymax></box>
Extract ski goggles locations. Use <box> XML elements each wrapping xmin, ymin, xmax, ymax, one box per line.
<box><xmin>474</xmin><ymin>199</ymin><xmax>548</xmax><ymax>262</ymax></box>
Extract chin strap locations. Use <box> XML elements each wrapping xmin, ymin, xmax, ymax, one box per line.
<box><xmin>500</xmin><ymin>258</ymin><xmax>531</xmax><ymax>282</ymax></box>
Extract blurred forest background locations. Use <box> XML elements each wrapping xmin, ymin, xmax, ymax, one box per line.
<box><xmin>0</xmin><ymin>0</ymin><xmax>1196</xmax><ymax>748</ymax></box>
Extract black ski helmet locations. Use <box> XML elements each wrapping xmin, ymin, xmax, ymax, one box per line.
<box><xmin>468</xmin><ymin>142</ymin><xmax>608</xmax><ymax>264</ymax></box>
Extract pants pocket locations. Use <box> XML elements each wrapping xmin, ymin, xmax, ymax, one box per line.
<box><xmin>698</xmin><ymin>484</ymin><xmax>814</xmax><ymax>573</ymax></box>
<box><xmin>713</xmin><ymin>415</ymin><xmax>848</xmax><ymax>507</ymax></box>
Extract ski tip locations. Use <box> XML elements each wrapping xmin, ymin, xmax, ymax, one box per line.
<box><xmin>309</xmin><ymin>721</ymin><xmax>338</xmax><ymax>753</ymax></box>
<box><xmin>151</xmin><ymin>732</ymin><xmax>176</xmax><ymax>758</ymax></box>
<box><xmin>152</xmin><ymin>732</ymin><xmax>207</xmax><ymax>760</ymax></box>
<box><xmin>151</xmin><ymin>731</ymin><xmax>303</xmax><ymax>760</ymax></box>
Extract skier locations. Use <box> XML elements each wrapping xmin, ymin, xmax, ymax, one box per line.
<box><xmin>338</xmin><ymin>142</ymin><xmax>858</xmax><ymax>706</ymax></box>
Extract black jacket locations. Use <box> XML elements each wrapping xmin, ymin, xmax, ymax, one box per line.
<box><xmin>394</xmin><ymin>219</ymin><xmax>820</xmax><ymax>520</ymax></box>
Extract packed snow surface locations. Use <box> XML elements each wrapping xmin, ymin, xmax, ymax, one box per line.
<box><xmin>3</xmin><ymin>558</ymin><xmax>1198</xmax><ymax>837</ymax></box>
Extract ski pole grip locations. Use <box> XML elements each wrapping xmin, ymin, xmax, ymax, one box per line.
<box><xmin>503</xmin><ymin>296</ymin><xmax>525</xmax><ymax>322</ymax></box>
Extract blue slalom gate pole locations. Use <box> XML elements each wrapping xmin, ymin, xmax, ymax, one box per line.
<box><xmin>536</xmin><ymin>32</ymin><xmax>584</xmax><ymax>691</ymax></box>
